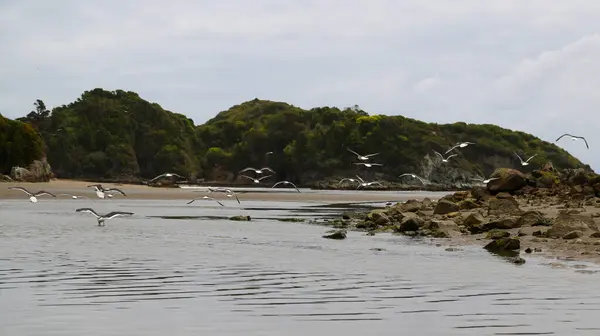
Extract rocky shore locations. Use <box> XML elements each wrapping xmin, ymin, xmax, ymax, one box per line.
<box><xmin>318</xmin><ymin>163</ymin><xmax>600</xmax><ymax>266</ymax></box>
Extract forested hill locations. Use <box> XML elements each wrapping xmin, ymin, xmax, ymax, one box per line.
<box><xmin>9</xmin><ymin>88</ymin><xmax>591</xmax><ymax>186</ymax></box>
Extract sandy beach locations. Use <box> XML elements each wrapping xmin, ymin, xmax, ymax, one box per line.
<box><xmin>0</xmin><ymin>179</ymin><xmax>450</xmax><ymax>203</ymax></box>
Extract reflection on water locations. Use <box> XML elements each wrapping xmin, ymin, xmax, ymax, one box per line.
<box><xmin>2</xmin><ymin>197</ymin><xmax>600</xmax><ymax>335</ymax></box>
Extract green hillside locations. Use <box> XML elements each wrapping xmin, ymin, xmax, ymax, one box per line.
<box><xmin>13</xmin><ymin>89</ymin><xmax>590</xmax><ymax>186</ymax></box>
<box><xmin>0</xmin><ymin>113</ymin><xmax>46</xmax><ymax>175</ymax></box>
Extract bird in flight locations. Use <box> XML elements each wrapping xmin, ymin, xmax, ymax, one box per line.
<box><xmin>338</xmin><ymin>177</ymin><xmax>359</xmax><ymax>186</ymax></box>
<box><xmin>207</xmin><ymin>187</ymin><xmax>240</xmax><ymax>204</ymax></box>
<box><xmin>399</xmin><ymin>173</ymin><xmax>427</xmax><ymax>184</ymax></box>
<box><xmin>355</xmin><ymin>175</ymin><xmax>383</xmax><ymax>189</ymax></box>
<box><xmin>87</xmin><ymin>184</ymin><xmax>127</xmax><ymax>199</ymax></box>
<box><xmin>272</xmin><ymin>180</ymin><xmax>300</xmax><ymax>192</ymax></box>
<box><xmin>353</xmin><ymin>162</ymin><xmax>383</xmax><ymax>168</ymax></box>
<box><xmin>444</xmin><ymin>142</ymin><xmax>475</xmax><ymax>154</ymax></box>
<box><xmin>148</xmin><ymin>172</ymin><xmax>185</xmax><ymax>183</ymax></box>
<box><xmin>471</xmin><ymin>177</ymin><xmax>501</xmax><ymax>184</ymax></box>
<box><xmin>8</xmin><ymin>187</ymin><xmax>56</xmax><ymax>203</ymax></box>
<box><xmin>240</xmin><ymin>174</ymin><xmax>272</xmax><ymax>184</ymax></box>
<box><xmin>555</xmin><ymin>133</ymin><xmax>589</xmax><ymax>149</ymax></box>
<box><xmin>239</xmin><ymin>167</ymin><xmax>275</xmax><ymax>175</ymax></box>
<box><xmin>433</xmin><ymin>150</ymin><xmax>458</xmax><ymax>163</ymax></box>
<box><xmin>75</xmin><ymin>208</ymin><xmax>134</xmax><ymax>226</ymax></box>
<box><xmin>514</xmin><ymin>152</ymin><xmax>537</xmax><ymax>166</ymax></box>
<box><xmin>57</xmin><ymin>193</ymin><xmax>90</xmax><ymax>200</ymax></box>
<box><xmin>187</xmin><ymin>195</ymin><xmax>224</xmax><ymax>207</ymax></box>
<box><xmin>346</xmin><ymin>148</ymin><xmax>379</xmax><ymax>161</ymax></box>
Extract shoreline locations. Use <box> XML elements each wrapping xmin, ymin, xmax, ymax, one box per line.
<box><xmin>0</xmin><ymin>179</ymin><xmax>452</xmax><ymax>203</ymax></box>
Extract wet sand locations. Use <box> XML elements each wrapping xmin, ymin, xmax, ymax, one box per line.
<box><xmin>0</xmin><ymin>179</ymin><xmax>450</xmax><ymax>203</ymax></box>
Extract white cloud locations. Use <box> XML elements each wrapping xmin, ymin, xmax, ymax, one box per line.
<box><xmin>2</xmin><ymin>0</ymin><xmax>600</xmax><ymax>170</ymax></box>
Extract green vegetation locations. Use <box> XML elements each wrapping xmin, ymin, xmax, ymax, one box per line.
<box><xmin>9</xmin><ymin>88</ymin><xmax>591</xmax><ymax>185</ymax></box>
<box><xmin>0</xmin><ymin>113</ymin><xmax>45</xmax><ymax>174</ymax></box>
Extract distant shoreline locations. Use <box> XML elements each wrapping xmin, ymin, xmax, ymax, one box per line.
<box><xmin>0</xmin><ymin>179</ymin><xmax>452</xmax><ymax>202</ymax></box>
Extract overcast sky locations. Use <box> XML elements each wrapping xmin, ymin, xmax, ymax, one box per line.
<box><xmin>2</xmin><ymin>1</ymin><xmax>600</xmax><ymax>170</ymax></box>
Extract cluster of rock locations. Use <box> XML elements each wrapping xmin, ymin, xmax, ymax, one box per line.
<box><xmin>1</xmin><ymin>158</ymin><xmax>53</xmax><ymax>182</ymax></box>
<box><xmin>320</xmin><ymin>163</ymin><xmax>600</xmax><ymax>264</ymax></box>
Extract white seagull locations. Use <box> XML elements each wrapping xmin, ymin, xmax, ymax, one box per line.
<box><xmin>57</xmin><ymin>193</ymin><xmax>90</xmax><ymax>200</ymax></box>
<box><xmin>399</xmin><ymin>173</ymin><xmax>427</xmax><ymax>184</ymax></box>
<box><xmin>207</xmin><ymin>188</ymin><xmax>240</xmax><ymax>204</ymax></box>
<box><xmin>75</xmin><ymin>208</ymin><xmax>134</xmax><ymax>226</ymax></box>
<box><xmin>187</xmin><ymin>195</ymin><xmax>225</xmax><ymax>207</ymax></box>
<box><xmin>338</xmin><ymin>178</ymin><xmax>359</xmax><ymax>186</ymax></box>
<box><xmin>433</xmin><ymin>150</ymin><xmax>458</xmax><ymax>163</ymax></box>
<box><xmin>149</xmin><ymin>172</ymin><xmax>185</xmax><ymax>183</ymax></box>
<box><xmin>472</xmin><ymin>177</ymin><xmax>501</xmax><ymax>184</ymax></box>
<box><xmin>87</xmin><ymin>184</ymin><xmax>127</xmax><ymax>199</ymax></box>
<box><xmin>8</xmin><ymin>187</ymin><xmax>56</xmax><ymax>203</ymax></box>
<box><xmin>346</xmin><ymin>148</ymin><xmax>380</xmax><ymax>161</ymax></box>
<box><xmin>555</xmin><ymin>133</ymin><xmax>589</xmax><ymax>149</ymax></box>
<box><xmin>355</xmin><ymin>176</ymin><xmax>383</xmax><ymax>189</ymax></box>
<box><xmin>444</xmin><ymin>142</ymin><xmax>475</xmax><ymax>154</ymax></box>
<box><xmin>354</xmin><ymin>162</ymin><xmax>383</xmax><ymax>168</ymax></box>
<box><xmin>514</xmin><ymin>152</ymin><xmax>537</xmax><ymax>166</ymax></box>
<box><xmin>239</xmin><ymin>167</ymin><xmax>275</xmax><ymax>175</ymax></box>
<box><xmin>240</xmin><ymin>174</ymin><xmax>272</xmax><ymax>184</ymax></box>
<box><xmin>272</xmin><ymin>181</ymin><xmax>300</xmax><ymax>192</ymax></box>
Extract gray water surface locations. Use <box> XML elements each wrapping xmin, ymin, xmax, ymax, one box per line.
<box><xmin>2</xmin><ymin>196</ymin><xmax>600</xmax><ymax>335</ymax></box>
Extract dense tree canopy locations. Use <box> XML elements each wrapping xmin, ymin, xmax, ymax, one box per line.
<box><xmin>10</xmin><ymin>88</ymin><xmax>591</xmax><ymax>185</ymax></box>
<box><xmin>0</xmin><ymin>113</ymin><xmax>45</xmax><ymax>174</ymax></box>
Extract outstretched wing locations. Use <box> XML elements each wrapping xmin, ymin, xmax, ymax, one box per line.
<box><xmin>525</xmin><ymin>154</ymin><xmax>538</xmax><ymax>163</ymax></box>
<box><xmin>239</xmin><ymin>174</ymin><xmax>255</xmax><ymax>181</ymax></box>
<box><xmin>364</xmin><ymin>153</ymin><xmax>380</xmax><ymax>158</ymax></box>
<box><xmin>33</xmin><ymin>191</ymin><xmax>56</xmax><ymax>197</ymax></box>
<box><xmin>104</xmin><ymin>212</ymin><xmax>134</xmax><ymax>219</ymax></box>
<box><xmin>105</xmin><ymin>188</ymin><xmax>126</xmax><ymax>196</ymax></box>
<box><xmin>513</xmin><ymin>152</ymin><xmax>523</xmax><ymax>162</ymax></box>
<box><xmin>7</xmin><ymin>187</ymin><xmax>31</xmax><ymax>195</ymax></box>
<box><xmin>76</xmin><ymin>208</ymin><xmax>100</xmax><ymax>218</ymax></box>
<box><xmin>261</xmin><ymin>167</ymin><xmax>276</xmax><ymax>174</ymax></box>
<box><xmin>257</xmin><ymin>174</ymin><xmax>272</xmax><ymax>181</ymax></box>
<box><xmin>370</xmin><ymin>163</ymin><xmax>383</xmax><ymax>166</ymax></box>
<box><xmin>443</xmin><ymin>145</ymin><xmax>459</xmax><ymax>155</ymax></box>
<box><xmin>239</xmin><ymin>167</ymin><xmax>257</xmax><ymax>173</ymax></box>
<box><xmin>355</xmin><ymin>175</ymin><xmax>365</xmax><ymax>183</ymax></box>
<box><xmin>433</xmin><ymin>150</ymin><xmax>444</xmax><ymax>159</ymax></box>
<box><xmin>555</xmin><ymin>133</ymin><xmax>571</xmax><ymax>142</ymax></box>
<box><xmin>346</xmin><ymin>147</ymin><xmax>361</xmax><ymax>157</ymax></box>
<box><xmin>186</xmin><ymin>197</ymin><xmax>203</xmax><ymax>204</ymax></box>
<box><xmin>447</xmin><ymin>154</ymin><xmax>459</xmax><ymax>160</ymax></box>
<box><xmin>233</xmin><ymin>194</ymin><xmax>240</xmax><ymax>204</ymax></box>
<box><xmin>582</xmin><ymin>137</ymin><xmax>590</xmax><ymax>149</ymax></box>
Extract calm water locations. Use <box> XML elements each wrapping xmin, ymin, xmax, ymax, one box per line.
<box><xmin>2</xmin><ymin>194</ymin><xmax>600</xmax><ymax>335</ymax></box>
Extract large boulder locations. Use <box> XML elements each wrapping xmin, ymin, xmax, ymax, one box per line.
<box><xmin>488</xmin><ymin>197</ymin><xmax>523</xmax><ymax>217</ymax></box>
<box><xmin>546</xmin><ymin>213</ymin><xmax>598</xmax><ymax>238</ymax></box>
<box><xmin>487</xmin><ymin>168</ymin><xmax>527</xmax><ymax>194</ymax></box>
<box><xmin>433</xmin><ymin>200</ymin><xmax>459</xmax><ymax>215</ymax></box>
<box><xmin>10</xmin><ymin>158</ymin><xmax>53</xmax><ymax>182</ymax></box>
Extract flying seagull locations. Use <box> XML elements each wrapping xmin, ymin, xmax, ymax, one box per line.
<box><xmin>399</xmin><ymin>173</ymin><xmax>427</xmax><ymax>184</ymax></box>
<box><xmin>472</xmin><ymin>177</ymin><xmax>501</xmax><ymax>184</ymax></box>
<box><xmin>445</xmin><ymin>142</ymin><xmax>475</xmax><ymax>154</ymax></box>
<box><xmin>87</xmin><ymin>184</ymin><xmax>127</xmax><ymax>199</ymax></box>
<box><xmin>57</xmin><ymin>193</ymin><xmax>90</xmax><ymax>200</ymax></box>
<box><xmin>240</xmin><ymin>174</ymin><xmax>272</xmax><ymax>184</ymax></box>
<box><xmin>338</xmin><ymin>178</ymin><xmax>359</xmax><ymax>186</ymax></box>
<box><xmin>187</xmin><ymin>195</ymin><xmax>224</xmax><ymax>207</ymax></box>
<box><xmin>346</xmin><ymin>148</ymin><xmax>379</xmax><ymax>161</ymax></box>
<box><xmin>433</xmin><ymin>150</ymin><xmax>458</xmax><ymax>163</ymax></box>
<box><xmin>207</xmin><ymin>187</ymin><xmax>240</xmax><ymax>204</ymax></box>
<box><xmin>8</xmin><ymin>187</ymin><xmax>56</xmax><ymax>203</ymax></box>
<box><xmin>75</xmin><ymin>208</ymin><xmax>134</xmax><ymax>226</ymax></box>
<box><xmin>514</xmin><ymin>152</ymin><xmax>537</xmax><ymax>166</ymax></box>
<box><xmin>148</xmin><ymin>172</ymin><xmax>185</xmax><ymax>183</ymax></box>
<box><xmin>555</xmin><ymin>133</ymin><xmax>589</xmax><ymax>149</ymax></box>
<box><xmin>355</xmin><ymin>175</ymin><xmax>383</xmax><ymax>190</ymax></box>
<box><xmin>353</xmin><ymin>162</ymin><xmax>383</xmax><ymax>168</ymax></box>
<box><xmin>239</xmin><ymin>167</ymin><xmax>275</xmax><ymax>175</ymax></box>
<box><xmin>272</xmin><ymin>181</ymin><xmax>300</xmax><ymax>192</ymax></box>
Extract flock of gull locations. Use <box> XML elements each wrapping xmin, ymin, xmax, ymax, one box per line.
<box><xmin>5</xmin><ymin>133</ymin><xmax>588</xmax><ymax>226</ymax></box>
